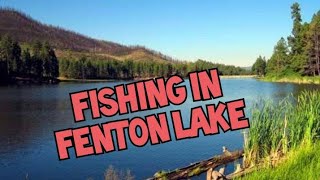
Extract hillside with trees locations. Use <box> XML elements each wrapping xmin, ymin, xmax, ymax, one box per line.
<box><xmin>252</xmin><ymin>3</ymin><xmax>320</xmax><ymax>78</ymax></box>
<box><xmin>0</xmin><ymin>9</ymin><xmax>250</xmax><ymax>84</ymax></box>
<box><xmin>0</xmin><ymin>8</ymin><xmax>176</xmax><ymax>62</ymax></box>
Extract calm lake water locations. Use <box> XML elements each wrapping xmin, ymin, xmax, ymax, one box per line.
<box><xmin>0</xmin><ymin>78</ymin><xmax>319</xmax><ymax>180</ymax></box>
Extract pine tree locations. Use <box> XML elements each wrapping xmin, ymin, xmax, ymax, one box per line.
<box><xmin>49</xmin><ymin>48</ymin><xmax>59</xmax><ymax>79</ymax></box>
<box><xmin>31</xmin><ymin>41</ymin><xmax>43</xmax><ymax>78</ymax></box>
<box><xmin>11</xmin><ymin>41</ymin><xmax>22</xmax><ymax>76</ymax></box>
<box><xmin>267</xmin><ymin>38</ymin><xmax>289</xmax><ymax>76</ymax></box>
<box><xmin>0</xmin><ymin>35</ymin><xmax>13</xmax><ymax>75</ymax></box>
<box><xmin>252</xmin><ymin>56</ymin><xmax>267</xmax><ymax>76</ymax></box>
<box><xmin>307</xmin><ymin>11</ymin><xmax>320</xmax><ymax>76</ymax></box>
<box><xmin>287</xmin><ymin>3</ymin><xmax>309</xmax><ymax>74</ymax></box>
<box><xmin>22</xmin><ymin>48</ymin><xmax>32</xmax><ymax>77</ymax></box>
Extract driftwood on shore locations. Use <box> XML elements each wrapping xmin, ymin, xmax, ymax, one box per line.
<box><xmin>148</xmin><ymin>149</ymin><xmax>244</xmax><ymax>180</ymax></box>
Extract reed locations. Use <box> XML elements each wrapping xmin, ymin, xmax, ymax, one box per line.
<box><xmin>244</xmin><ymin>90</ymin><xmax>320</xmax><ymax>167</ymax></box>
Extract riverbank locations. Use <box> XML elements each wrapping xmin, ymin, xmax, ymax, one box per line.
<box><xmin>260</xmin><ymin>76</ymin><xmax>320</xmax><ymax>84</ymax></box>
<box><xmin>239</xmin><ymin>90</ymin><xmax>320</xmax><ymax>179</ymax></box>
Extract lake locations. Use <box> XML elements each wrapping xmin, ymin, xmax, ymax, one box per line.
<box><xmin>0</xmin><ymin>78</ymin><xmax>318</xmax><ymax>180</ymax></box>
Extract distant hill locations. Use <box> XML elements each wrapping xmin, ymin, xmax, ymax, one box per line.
<box><xmin>0</xmin><ymin>8</ymin><xmax>173</xmax><ymax>62</ymax></box>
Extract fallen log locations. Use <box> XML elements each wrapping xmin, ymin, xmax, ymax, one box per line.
<box><xmin>148</xmin><ymin>149</ymin><xmax>244</xmax><ymax>180</ymax></box>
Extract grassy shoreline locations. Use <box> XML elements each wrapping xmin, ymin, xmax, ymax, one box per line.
<box><xmin>259</xmin><ymin>76</ymin><xmax>320</xmax><ymax>85</ymax></box>
<box><xmin>240</xmin><ymin>90</ymin><xmax>320</xmax><ymax>179</ymax></box>
<box><xmin>240</xmin><ymin>141</ymin><xmax>320</xmax><ymax>179</ymax></box>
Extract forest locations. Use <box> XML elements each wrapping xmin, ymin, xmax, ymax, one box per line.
<box><xmin>0</xmin><ymin>35</ymin><xmax>249</xmax><ymax>84</ymax></box>
<box><xmin>252</xmin><ymin>3</ymin><xmax>320</xmax><ymax>78</ymax></box>
<box><xmin>0</xmin><ymin>35</ymin><xmax>59</xmax><ymax>84</ymax></box>
<box><xmin>59</xmin><ymin>57</ymin><xmax>250</xmax><ymax>80</ymax></box>
<box><xmin>0</xmin><ymin>8</ymin><xmax>251</xmax><ymax>83</ymax></box>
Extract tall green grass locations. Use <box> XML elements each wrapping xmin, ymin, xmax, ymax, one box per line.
<box><xmin>244</xmin><ymin>91</ymin><xmax>320</xmax><ymax>167</ymax></box>
<box><xmin>241</xmin><ymin>141</ymin><xmax>320</xmax><ymax>180</ymax></box>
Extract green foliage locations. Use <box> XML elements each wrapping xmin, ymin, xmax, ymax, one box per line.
<box><xmin>0</xmin><ymin>35</ymin><xmax>20</xmax><ymax>76</ymax></box>
<box><xmin>40</xmin><ymin>41</ymin><xmax>59</xmax><ymax>78</ymax></box>
<box><xmin>306</xmin><ymin>11</ymin><xmax>320</xmax><ymax>76</ymax></box>
<box><xmin>240</xmin><ymin>141</ymin><xmax>320</xmax><ymax>180</ymax></box>
<box><xmin>59</xmin><ymin>58</ymin><xmax>251</xmax><ymax>80</ymax></box>
<box><xmin>288</xmin><ymin>2</ymin><xmax>303</xmax><ymax>55</ymax></box>
<box><xmin>189</xmin><ymin>59</ymin><xmax>250</xmax><ymax>75</ymax></box>
<box><xmin>11</xmin><ymin>41</ymin><xmax>22</xmax><ymax>75</ymax></box>
<box><xmin>21</xmin><ymin>48</ymin><xmax>31</xmax><ymax>76</ymax></box>
<box><xmin>260</xmin><ymin>3</ymin><xmax>320</xmax><ymax>78</ymax></box>
<box><xmin>252</xmin><ymin>56</ymin><xmax>266</xmax><ymax>76</ymax></box>
<box><xmin>288</xmin><ymin>22</ymin><xmax>309</xmax><ymax>74</ymax></box>
<box><xmin>244</xmin><ymin>91</ymin><xmax>320</xmax><ymax>167</ymax></box>
<box><xmin>287</xmin><ymin>2</ymin><xmax>309</xmax><ymax>74</ymax></box>
<box><xmin>1</xmin><ymin>38</ymin><xmax>250</xmax><ymax>83</ymax></box>
<box><xmin>0</xmin><ymin>35</ymin><xmax>59</xmax><ymax>82</ymax></box>
<box><xmin>266</xmin><ymin>38</ymin><xmax>290</xmax><ymax>76</ymax></box>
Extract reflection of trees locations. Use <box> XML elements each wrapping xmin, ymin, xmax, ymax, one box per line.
<box><xmin>269</xmin><ymin>83</ymin><xmax>319</xmax><ymax>103</ymax></box>
<box><xmin>0</xmin><ymin>86</ymin><xmax>73</xmax><ymax>155</ymax></box>
<box><xmin>291</xmin><ymin>84</ymin><xmax>319</xmax><ymax>96</ymax></box>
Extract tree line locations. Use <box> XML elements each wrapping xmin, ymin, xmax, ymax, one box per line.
<box><xmin>0</xmin><ymin>35</ymin><xmax>59</xmax><ymax>84</ymax></box>
<box><xmin>59</xmin><ymin>58</ymin><xmax>250</xmax><ymax>80</ymax></box>
<box><xmin>0</xmin><ymin>37</ymin><xmax>250</xmax><ymax>84</ymax></box>
<box><xmin>252</xmin><ymin>3</ymin><xmax>320</xmax><ymax>77</ymax></box>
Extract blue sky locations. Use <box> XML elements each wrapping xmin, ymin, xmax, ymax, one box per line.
<box><xmin>1</xmin><ymin>0</ymin><xmax>319</xmax><ymax>66</ymax></box>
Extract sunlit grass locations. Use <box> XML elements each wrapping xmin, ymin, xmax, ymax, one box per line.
<box><xmin>240</xmin><ymin>141</ymin><xmax>320</xmax><ymax>180</ymax></box>
<box><xmin>262</xmin><ymin>75</ymin><xmax>320</xmax><ymax>84</ymax></box>
<box><xmin>241</xmin><ymin>90</ymin><xmax>320</xmax><ymax>179</ymax></box>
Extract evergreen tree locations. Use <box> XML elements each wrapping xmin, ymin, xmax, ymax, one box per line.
<box><xmin>288</xmin><ymin>2</ymin><xmax>302</xmax><ymax>54</ymax></box>
<box><xmin>252</xmin><ymin>56</ymin><xmax>267</xmax><ymax>76</ymax></box>
<box><xmin>0</xmin><ymin>35</ymin><xmax>13</xmax><ymax>75</ymax></box>
<box><xmin>267</xmin><ymin>38</ymin><xmax>289</xmax><ymax>75</ymax></box>
<box><xmin>11</xmin><ymin>41</ymin><xmax>22</xmax><ymax>76</ymax></box>
<box><xmin>287</xmin><ymin>2</ymin><xmax>309</xmax><ymax>74</ymax></box>
<box><xmin>22</xmin><ymin>48</ymin><xmax>32</xmax><ymax>77</ymax></box>
<box><xmin>49</xmin><ymin>48</ymin><xmax>59</xmax><ymax>78</ymax></box>
<box><xmin>306</xmin><ymin>11</ymin><xmax>320</xmax><ymax>76</ymax></box>
<box><xmin>31</xmin><ymin>41</ymin><xmax>43</xmax><ymax>78</ymax></box>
